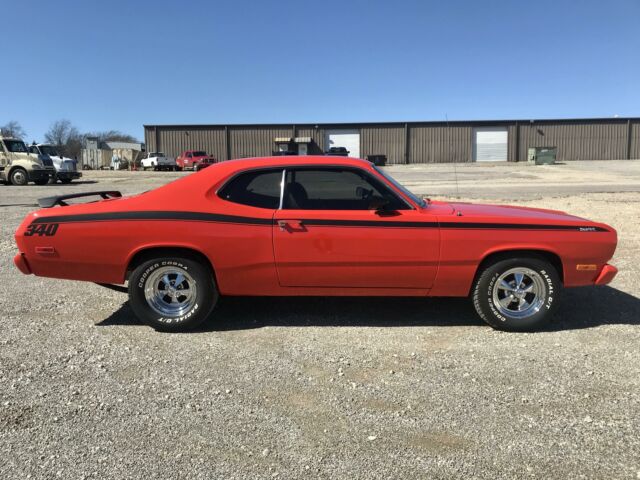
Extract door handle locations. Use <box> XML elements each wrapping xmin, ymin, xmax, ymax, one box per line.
<box><xmin>277</xmin><ymin>220</ymin><xmax>304</xmax><ymax>231</ymax></box>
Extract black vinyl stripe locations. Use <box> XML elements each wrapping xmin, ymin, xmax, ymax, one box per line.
<box><xmin>301</xmin><ymin>219</ymin><xmax>437</xmax><ymax>228</ymax></box>
<box><xmin>31</xmin><ymin>211</ymin><xmax>273</xmax><ymax>226</ymax></box>
<box><xmin>30</xmin><ymin>211</ymin><xmax>609</xmax><ymax>232</ymax></box>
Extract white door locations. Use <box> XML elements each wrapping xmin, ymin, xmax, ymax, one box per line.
<box><xmin>474</xmin><ymin>128</ymin><xmax>508</xmax><ymax>162</ymax></box>
<box><xmin>326</xmin><ymin>129</ymin><xmax>360</xmax><ymax>158</ymax></box>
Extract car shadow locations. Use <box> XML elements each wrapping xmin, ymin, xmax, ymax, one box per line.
<box><xmin>45</xmin><ymin>180</ymin><xmax>98</xmax><ymax>185</ymax></box>
<box><xmin>96</xmin><ymin>285</ymin><xmax>640</xmax><ymax>333</ymax></box>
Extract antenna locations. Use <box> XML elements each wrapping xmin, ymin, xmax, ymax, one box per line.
<box><xmin>446</xmin><ymin>114</ymin><xmax>460</xmax><ymax>198</ymax></box>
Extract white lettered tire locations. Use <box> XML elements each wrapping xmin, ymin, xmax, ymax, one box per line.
<box><xmin>472</xmin><ymin>256</ymin><xmax>561</xmax><ymax>331</ymax></box>
<box><xmin>128</xmin><ymin>256</ymin><xmax>218</xmax><ymax>331</ymax></box>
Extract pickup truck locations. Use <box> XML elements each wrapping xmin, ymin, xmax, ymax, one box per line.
<box><xmin>176</xmin><ymin>150</ymin><xmax>213</xmax><ymax>171</ymax></box>
<box><xmin>28</xmin><ymin>144</ymin><xmax>82</xmax><ymax>184</ymax></box>
<box><xmin>141</xmin><ymin>152</ymin><xmax>177</xmax><ymax>171</ymax></box>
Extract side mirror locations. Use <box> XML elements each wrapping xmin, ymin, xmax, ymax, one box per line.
<box><xmin>369</xmin><ymin>196</ymin><xmax>390</xmax><ymax>211</ymax></box>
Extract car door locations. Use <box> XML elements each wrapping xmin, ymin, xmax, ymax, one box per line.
<box><xmin>272</xmin><ymin>167</ymin><xmax>440</xmax><ymax>290</ymax></box>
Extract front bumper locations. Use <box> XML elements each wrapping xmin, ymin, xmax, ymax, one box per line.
<box><xmin>14</xmin><ymin>253</ymin><xmax>32</xmax><ymax>275</ymax></box>
<box><xmin>56</xmin><ymin>171</ymin><xmax>82</xmax><ymax>180</ymax></box>
<box><xmin>28</xmin><ymin>169</ymin><xmax>54</xmax><ymax>181</ymax></box>
<box><xmin>594</xmin><ymin>264</ymin><xmax>618</xmax><ymax>285</ymax></box>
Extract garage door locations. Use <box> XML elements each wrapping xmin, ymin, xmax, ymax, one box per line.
<box><xmin>325</xmin><ymin>129</ymin><xmax>360</xmax><ymax>158</ymax></box>
<box><xmin>474</xmin><ymin>128</ymin><xmax>508</xmax><ymax>162</ymax></box>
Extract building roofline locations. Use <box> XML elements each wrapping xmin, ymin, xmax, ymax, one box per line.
<box><xmin>144</xmin><ymin>116</ymin><xmax>639</xmax><ymax>129</ymax></box>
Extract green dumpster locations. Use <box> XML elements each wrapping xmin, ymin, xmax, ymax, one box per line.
<box><xmin>528</xmin><ymin>147</ymin><xmax>557</xmax><ymax>165</ymax></box>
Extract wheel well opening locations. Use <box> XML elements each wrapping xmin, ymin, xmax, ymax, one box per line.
<box><xmin>471</xmin><ymin>249</ymin><xmax>564</xmax><ymax>293</ymax></box>
<box><xmin>126</xmin><ymin>247</ymin><xmax>215</xmax><ymax>282</ymax></box>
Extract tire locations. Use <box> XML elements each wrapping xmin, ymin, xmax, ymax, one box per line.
<box><xmin>10</xmin><ymin>168</ymin><xmax>29</xmax><ymax>186</ymax></box>
<box><xmin>472</xmin><ymin>256</ymin><xmax>561</xmax><ymax>332</ymax></box>
<box><xmin>34</xmin><ymin>178</ymin><xmax>49</xmax><ymax>185</ymax></box>
<box><xmin>60</xmin><ymin>178</ymin><xmax>72</xmax><ymax>184</ymax></box>
<box><xmin>128</xmin><ymin>256</ymin><xmax>218</xmax><ymax>332</ymax></box>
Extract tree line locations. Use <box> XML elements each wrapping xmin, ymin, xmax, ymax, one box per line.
<box><xmin>1</xmin><ymin>120</ymin><xmax>139</xmax><ymax>160</ymax></box>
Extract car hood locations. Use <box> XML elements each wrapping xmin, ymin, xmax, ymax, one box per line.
<box><xmin>447</xmin><ymin>201</ymin><xmax>587</xmax><ymax>223</ymax></box>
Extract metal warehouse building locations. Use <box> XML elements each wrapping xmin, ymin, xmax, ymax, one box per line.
<box><xmin>144</xmin><ymin>117</ymin><xmax>640</xmax><ymax>164</ymax></box>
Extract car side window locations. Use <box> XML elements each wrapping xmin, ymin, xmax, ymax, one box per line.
<box><xmin>283</xmin><ymin>168</ymin><xmax>409</xmax><ymax>210</ymax></box>
<box><xmin>218</xmin><ymin>169</ymin><xmax>283</xmax><ymax>209</ymax></box>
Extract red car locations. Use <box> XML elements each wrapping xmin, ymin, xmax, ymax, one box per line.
<box><xmin>14</xmin><ymin>156</ymin><xmax>617</xmax><ymax>332</ymax></box>
<box><xmin>175</xmin><ymin>150</ymin><xmax>212</xmax><ymax>170</ymax></box>
<box><xmin>194</xmin><ymin>157</ymin><xmax>217</xmax><ymax>171</ymax></box>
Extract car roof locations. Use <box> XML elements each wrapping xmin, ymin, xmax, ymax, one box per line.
<box><xmin>218</xmin><ymin>155</ymin><xmax>372</xmax><ymax>170</ymax></box>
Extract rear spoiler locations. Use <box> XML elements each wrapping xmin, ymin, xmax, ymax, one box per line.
<box><xmin>38</xmin><ymin>191</ymin><xmax>122</xmax><ymax>208</ymax></box>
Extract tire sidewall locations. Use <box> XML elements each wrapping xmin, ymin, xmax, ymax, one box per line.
<box><xmin>474</xmin><ymin>257</ymin><xmax>560</xmax><ymax>331</ymax></box>
<box><xmin>129</xmin><ymin>257</ymin><xmax>217</xmax><ymax>331</ymax></box>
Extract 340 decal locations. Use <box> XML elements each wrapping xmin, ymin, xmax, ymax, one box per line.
<box><xmin>24</xmin><ymin>223</ymin><xmax>59</xmax><ymax>237</ymax></box>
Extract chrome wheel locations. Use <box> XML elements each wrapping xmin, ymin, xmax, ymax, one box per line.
<box><xmin>492</xmin><ymin>268</ymin><xmax>546</xmax><ymax>319</ymax></box>
<box><xmin>144</xmin><ymin>266</ymin><xmax>197</xmax><ymax>317</ymax></box>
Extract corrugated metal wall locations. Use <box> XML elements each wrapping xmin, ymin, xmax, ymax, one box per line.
<box><xmin>361</xmin><ymin>125</ymin><xmax>405</xmax><ymax>164</ymax></box>
<box><xmin>150</xmin><ymin>126</ymin><xmax>226</xmax><ymax>160</ymax></box>
<box><xmin>409</xmin><ymin>125</ymin><xmax>473</xmax><ymax>163</ymax></box>
<box><xmin>145</xmin><ymin>119</ymin><xmax>640</xmax><ymax>164</ymax></box>
<box><xmin>517</xmin><ymin>122</ymin><xmax>628</xmax><ymax>161</ymax></box>
<box><xmin>630</xmin><ymin>122</ymin><xmax>640</xmax><ymax>160</ymax></box>
<box><xmin>230</xmin><ymin>127</ymin><xmax>292</xmax><ymax>158</ymax></box>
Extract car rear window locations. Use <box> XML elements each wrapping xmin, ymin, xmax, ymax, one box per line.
<box><xmin>218</xmin><ymin>169</ymin><xmax>282</xmax><ymax>209</ymax></box>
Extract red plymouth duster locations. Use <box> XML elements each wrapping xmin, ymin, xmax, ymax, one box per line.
<box><xmin>14</xmin><ymin>156</ymin><xmax>618</xmax><ymax>332</ymax></box>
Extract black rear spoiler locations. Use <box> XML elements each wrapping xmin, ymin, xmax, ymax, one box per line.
<box><xmin>38</xmin><ymin>191</ymin><xmax>122</xmax><ymax>208</ymax></box>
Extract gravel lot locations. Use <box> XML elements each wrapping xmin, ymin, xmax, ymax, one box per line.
<box><xmin>1</xmin><ymin>161</ymin><xmax>639</xmax><ymax>479</ymax></box>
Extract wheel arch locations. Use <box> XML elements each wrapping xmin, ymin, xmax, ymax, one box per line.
<box><xmin>470</xmin><ymin>247</ymin><xmax>564</xmax><ymax>295</ymax></box>
<box><xmin>125</xmin><ymin>245</ymin><xmax>217</xmax><ymax>284</ymax></box>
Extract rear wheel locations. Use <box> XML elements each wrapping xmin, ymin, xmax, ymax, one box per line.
<box><xmin>60</xmin><ymin>178</ymin><xmax>73</xmax><ymax>184</ymax></box>
<box><xmin>472</xmin><ymin>256</ymin><xmax>561</xmax><ymax>331</ymax></box>
<box><xmin>128</xmin><ymin>256</ymin><xmax>218</xmax><ymax>331</ymax></box>
<box><xmin>33</xmin><ymin>178</ymin><xmax>50</xmax><ymax>185</ymax></box>
<box><xmin>10</xmin><ymin>168</ymin><xmax>28</xmax><ymax>186</ymax></box>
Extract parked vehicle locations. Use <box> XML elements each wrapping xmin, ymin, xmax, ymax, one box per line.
<box><xmin>194</xmin><ymin>157</ymin><xmax>217</xmax><ymax>171</ymax></box>
<box><xmin>176</xmin><ymin>150</ymin><xmax>212</xmax><ymax>170</ymax></box>
<box><xmin>28</xmin><ymin>144</ymin><xmax>82</xmax><ymax>184</ymax></box>
<box><xmin>1</xmin><ymin>136</ymin><xmax>55</xmax><ymax>185</ymax></box>
<box><xmin>141</xmin><ymin>152</ymin><xmax>177</xmax><ymax>171</ymax></box>
<box><xmin>14</xmin><ymin>156</ymin><xmax>617</xmax><ymax>332</ymax></box>
<box><xmin>325</xmin><ymin>146</ymin><xmax>350</xmax><ymax>156</ymax></box>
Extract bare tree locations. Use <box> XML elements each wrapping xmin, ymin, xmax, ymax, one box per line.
<box><xmin>44</xmin><ymin>120</ymin><xmax>82</xmax><ymax>158</ymax></box>
<box><xmin>85</xmin><ymin>130</ymin><xmax>139</xmax><ymax>144</ymax></box>
<box><xmin>1</xmin><ymin>120</ymin><xmax>27</xmax><ymax>139</ymax></box>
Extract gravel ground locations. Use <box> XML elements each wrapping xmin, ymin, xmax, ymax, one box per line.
<box><xmin>1</xmin><ymin>162</ymin><xmax>639</xmax><ymax>479</ymax></box>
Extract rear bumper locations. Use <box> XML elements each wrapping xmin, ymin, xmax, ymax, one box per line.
<box><xmin>594</xmin><ymin>264</ymin><xmax>617</xmax><ymax>285</ymax></box>
<box><xmin>14</xmin><ymin>253</ymin><xmax>32</xmax><ymax>275</ymax></box>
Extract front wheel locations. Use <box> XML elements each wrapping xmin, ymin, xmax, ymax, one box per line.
<box><xmin>472</xmin><ymin>256</ymin><xmax>561</xmax><ymax>331</ymax></box>
<box><xmin>128</xmin><ymin>256</ymin><xmax>218</xmax><ymax>331</ymax></box>
<box><xmin>10</xmin><ymin>168</ymin><xmax>29</xmax><ymax>186</ymax></box>
<box><xmin>33</xmin><ymin>178</ymin><xmax>50</xmax><ymax>186</ymax></box>
<box><xmin>60</xmin><ymin>178</ymin><xmax>73</xmax><ymax>184</ymax></box>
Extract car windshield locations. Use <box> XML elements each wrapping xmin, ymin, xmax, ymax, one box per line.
<box><xmin>149</xmin><ymin>152</ymin><xmax>165</xmax><ymax>157</ymax></box>
<box><xmin>3</xmin><ymin>140</ymin><xmax>28</xmax><ymax>153</ymax></box>
<box><xmin>193</xmin><ymin>151</ymin><xmax>207</xmax><ymax>157</ymax></box>
<box><xmin>374</xmin><ymin>166</ymin><xmax>427</xmax><ymax>208</ymax></box>
<box><xmin>39</xmin><ymin>145</ymin><xmax>60</xmax><ymax>156</ymax></box>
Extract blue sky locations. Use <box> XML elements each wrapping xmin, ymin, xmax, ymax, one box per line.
<box><xmin>4</xmin><ymin>0</ymin><xmax>639</xmax><ymax>142</ymax></box>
